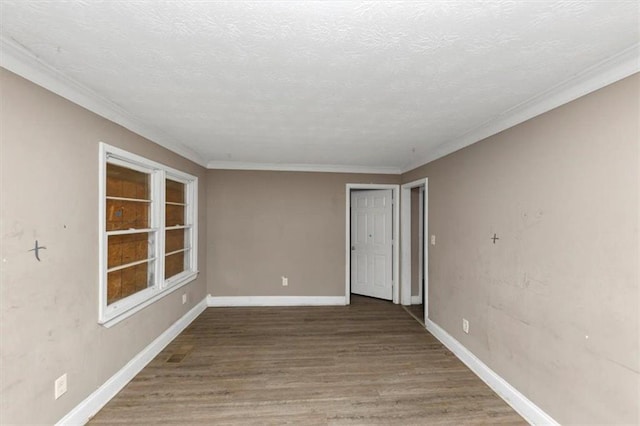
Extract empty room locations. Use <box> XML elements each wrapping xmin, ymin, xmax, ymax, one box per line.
<box><xmin>0</xmin><ymin>1</ymin><xmax>638</xmax><ymax>425</ymax></box>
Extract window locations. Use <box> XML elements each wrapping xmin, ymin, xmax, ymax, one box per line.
<box><xmin>99</xmin><ymin>143</ymin><xmax>198</xmax><ymax>326</ymax></box>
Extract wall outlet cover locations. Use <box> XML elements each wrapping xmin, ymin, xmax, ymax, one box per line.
<box><xmin>55</xmin><ymin>373</ymin><xmax>67</xmax><ymax>400</ymax></box>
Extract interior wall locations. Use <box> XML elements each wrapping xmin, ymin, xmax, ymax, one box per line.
<box><xmin>0</xmin><ymin>68</ymin><xmax>208</xmax><ymax>424</ymax></box>
<box><xmin>402</xmin><ymin>73</ymin><xmax>639</xmax><ymax>424</ymax></box>
<box><xmin>206</xmin><ymin>170</ymin><xmax>399</xmax><ymax>297</ymax></box>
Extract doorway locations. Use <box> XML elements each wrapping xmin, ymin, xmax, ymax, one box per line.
<box><xmin>400</xmin><ymin>178</ymin><xmax>428</xmax><ymax>324</ymax></box>
<box><xmin>345</xmin><ymin>184</ymin><xmax>400</xmax><ymax>305</ymax></box>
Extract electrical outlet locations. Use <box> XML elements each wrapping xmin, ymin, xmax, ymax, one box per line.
<box><xmin>282</xmin><ymin>276</ymin><xmax>288</xmax><ymax>287</ymax></box>
<box><xmin>430</xmin><ymin>235</ymin><xmax>436</xmax><ymax>245</ymax></box>
<box><xmin>54</xmin><ymin>373</ymin><xmax>67</xmax><ymax>400</ymax></box>
<box><xmin>182</xmin><ymin>294</ymin><xmax>187</xmax><ymax>304</ymax></box>
<box><xmin>462</xmin><ymin>318</ymin><xmax>469</xmax><ymax>334</ymax></box>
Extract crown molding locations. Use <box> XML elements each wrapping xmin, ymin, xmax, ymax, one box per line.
<box><xmin>0</xmin><ymin>36</ymin><xmax>207</xmax><ymax>167</ymax></box>
<box><xmin>207</xmin><ymin>160</ymin><xmax>401</xmax><ymax>174</ymax></box>
<box><xmin>401</xmin><ymin>43</ymin><xmax>640</xmax><ymax>174</ymax></box>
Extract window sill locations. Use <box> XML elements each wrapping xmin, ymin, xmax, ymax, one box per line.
<box><xmin>100</xmin><ymin>271</ymin><xmax>199</xmax><ymax>328</ymax></box>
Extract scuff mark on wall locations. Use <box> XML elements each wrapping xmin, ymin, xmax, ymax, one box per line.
<box><xmin>521</xmin><ymin>209</ymin><xmax>544</xmax><ymax>229</ymax></box>
<box><xmin>489</xmin><ymin>302</ymin><xmax>532</xmax><ymax>326</ymax></box>
<box><xmin>522</xmin><ymin>272</ymin><xmax>551</xmax><ymax>296</ymax></box>
<box><xmin>4</xmin><ymin>221</ymin><xmax>24</xmax><ymax>239</ymax></box>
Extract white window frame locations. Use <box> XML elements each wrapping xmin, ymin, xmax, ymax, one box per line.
<box><xmin>98</xmin><ymin>142</ymin><xmax>198</xmax><ymax>327</ymax></box>
<box><xmin>163</xmin><ymin>172</ymin><xmax>197</xmax><ymax>288</ymax></box>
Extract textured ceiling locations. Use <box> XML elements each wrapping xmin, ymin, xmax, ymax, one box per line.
<box><xmin>1</xmin><ymin>1</ymin><xmax>639</xmax><ymax>172</ymax></box>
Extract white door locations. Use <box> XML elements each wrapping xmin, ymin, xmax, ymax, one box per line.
<box><xmin>350</xmin><ymin>189</ymin><xmax>393</xmax><ymax>300</ymax></box>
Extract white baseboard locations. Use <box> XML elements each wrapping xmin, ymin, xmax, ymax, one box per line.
<box><xmin>207</xmin><ymin>295</ymin><xmax>346</xmax><ymax>307</ymax></box>
<box><xmin>425</xmin><ymin>319</ymin><xmax>558</xmax><ymax>426</ymax></box>
<box><xmin>411</xmin><ymin>295</ymin><xmax>422</xmax><ymax>304</ymax></box>
<box><xmin>56</xmin><ymin>298</ymin><xmax>208</xmax><ymax>426</ymax></box>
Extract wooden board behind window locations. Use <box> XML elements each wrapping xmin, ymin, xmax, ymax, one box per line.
<box><xmin>108</xmin><ymin>233</ymin><xmax>150</xmax><ymax>269</ymax></box>
<box><xmin>107</xmin><ymin>262</ymin><xmax>150</xmax><ymax>305</ymax></box>
<box><xmin>165</xmin><ymin>252</ymin><xmax>185</xmax><ymax>279</ymax></box>
<box><xmin>165</xmin><ymin>229</ymin><xmax>186</xmax><ymax>253</ymax></box>
<box><xmin>107</xmin><ymin>163</ymin><xmax>149</xmax><ymax>199</ymax></box>
<box><xmin>106</xmin><ymin>163</ymin><xmax>152</xmax><ymax>305</ymax></box>
<box><xmin>166</xmin><ymin>179</ymin><xmax>184</xmax><ymax>204</ymax></box>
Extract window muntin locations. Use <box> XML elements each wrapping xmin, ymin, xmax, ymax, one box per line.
<box><xmin>164</xmin><ymin>178</ymin><xmax>194</xmax><ymax>282</ymax></box>
<box><xmin>105</xmin><ymin>163</ymin><xmax>157</xmax><ymax>306</ymax></box>
<box><xmin>107</xmin><ymin>260</ymin><xmax>156</xmax><ymax>305</ymax></box>
<box><xmin>106</xmin><ymin>232</ymin><xmax>156</xmax><ymax>304</ymax></box>
<box><xmin>165</xmin><ymin>228</ymin><xmax>190</xmax><ymax>279</ymax></box>
<box><xmin>99</xmin><ymin>143</ymin><xmax>198</xmax><ymax>326</ymax></box>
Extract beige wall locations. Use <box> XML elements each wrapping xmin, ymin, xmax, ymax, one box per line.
<box><xmin>402</xmin><ymin>73</ymin><xmax>639</xmax><ymax>424</ymax></box>
<box><xmin>206</xmin><ymin>170</ymin><xmax>399</xmax><ymax>297</ymax></box>
<box><xmin>0</xmin><ymin>69</ymin><xmax>208</xmax><ymax>424</ymax></box>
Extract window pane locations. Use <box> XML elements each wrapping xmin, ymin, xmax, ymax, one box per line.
<box><xmin>165</xmin><ymin>228</ymin><xmax>188</xmax><ymax>253</ymax></box>
<box><xmin>165</xmin><ymin>251</ymin><xmax>189</xmax><ymax>279</ymax></box>
<box><xmin>108</xmin><ymin>232</ymin><xmax>154</xmax><ymax>269</ymax></box>
<box><xmin>107</xmin><ymin>260</ymin><xmax>154</xmax><ymax>305</ymax></box>
<box><xmin>165</xmin><ymin>204</ymin><xmax>185</xmax><ymax>227</ymax></box>
<box><xmin>106</xmin><ymin>199</ymin><xmax>149</xmax><ymax>231</ymax></box>
<box><xmin>107</xmin><ymin>163</ymin><xmax>150</xmax><ymax>200</ymax></box>
<box><xmin>166</xmin><ymin>179</ymin><xmax>185</xmax><ymax>204</ymax></box>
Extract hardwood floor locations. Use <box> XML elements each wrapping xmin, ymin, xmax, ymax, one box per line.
<box><xmin>89</xmin><ymin>296</ymin><xmax>525</xmax><ymax>425</ymax></box>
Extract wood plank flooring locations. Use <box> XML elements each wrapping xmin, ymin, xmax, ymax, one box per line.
<box><xmin>89</xmin><ymin>296</ymin><xmax>525</xmax><ymax>425</ymax></box>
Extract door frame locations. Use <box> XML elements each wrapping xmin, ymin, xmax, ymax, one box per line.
<box><xmin>345</xmin><ymin>184</ymin><xmax>400</xmax><ymax>305</ymax></box>
<box><xmin>400</xmin><ymin>178</ymin><xmax>429</xmax><ymax>321</ymax></box>
<box><xmin>417</xmin><ymin>186</ymin><xmax>424</xmax><ymax>305</ymax></box>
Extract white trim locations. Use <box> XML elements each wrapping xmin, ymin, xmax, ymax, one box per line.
<box><xmin>106</xmin><ymin>228</ymin><xmax>157</xmax><ymax>236</ymax></box>
<box><xmin>207</xmin><ymin>160</ymin><xmax>400</xmax><ymax>175</ymax></box>
<box><xmin>417</xmin><ymin>187</ymin><xmax>424</xmax><ymax>304</ymax></box>
<box><xmin>0</xmin><ymin>36</ymin><xmax>206</xmax><ymax>167</ymax></box>
<box><xmin>106</xmin><ymin>196</ymin><xmax>152</xmax><ymax>203</ymax></box>
<box><xmin>165</xmin><ymin>247</ymin><xmax>189</xmax><ymax>257</ymax></box>
<box><xmin>206</xmin><ymin>295</ymin><xmax>346</xmax><ymax>307</ymax></box>
<box><xmin>56</xmin><ymin>298</ymin><xmax>207</xmax><ymax>426</ymax></box>
<box><xmin>107</xmin><ymin>257</ymin><xmax>156</xmax><ymax>273</ymax></box>
<box><xmin>400</xmin><ymin>178</ymin><xmax>428</xmax><ymax>320</ymax></box>
<box><xmin>401</xmin><ymin>43</ymin><xmax>640</xmax><ymax>173</ymax></box>
<box><xmin>99</xmin><ymin>142</ymin><xmax>199</xmax><ymax>326</ymax></box>
<box><xmin>345</xmin><ymin>184</ymin><xmax>401</xmax><ymax>305</ymax></box>
<box><xmin>100</xmin><ymin>273</ymin><xmax>198</xmax><ymax>328</ymax></box>
<box><xmin>411</xmin><ymin>295</ymin><xmax>422</xmax><ymax>305</ymax></box>
<box><xmin>165</xmin><ymin>225</ymin><xmax>189</xmax><ymax>230</ymax></box>
<box><xmin>423</xmin><ymin>182</ymin><xmax>429</xmax><ymax>324</ymax></box>
<box><xmin>425</xmin><ymin>318</ymin><xmax>559</xmax><ymax>426</ymax></box>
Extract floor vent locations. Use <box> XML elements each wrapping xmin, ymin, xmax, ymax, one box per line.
<box><xmin>166</xmin><ymin>353</ymin><xmax>187</xmax><ymax>363</ymax></box>
<box><xmin>166</xmin><ymin>344</ymin><xmax>194</xmax><ymax>364</ymax></box>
